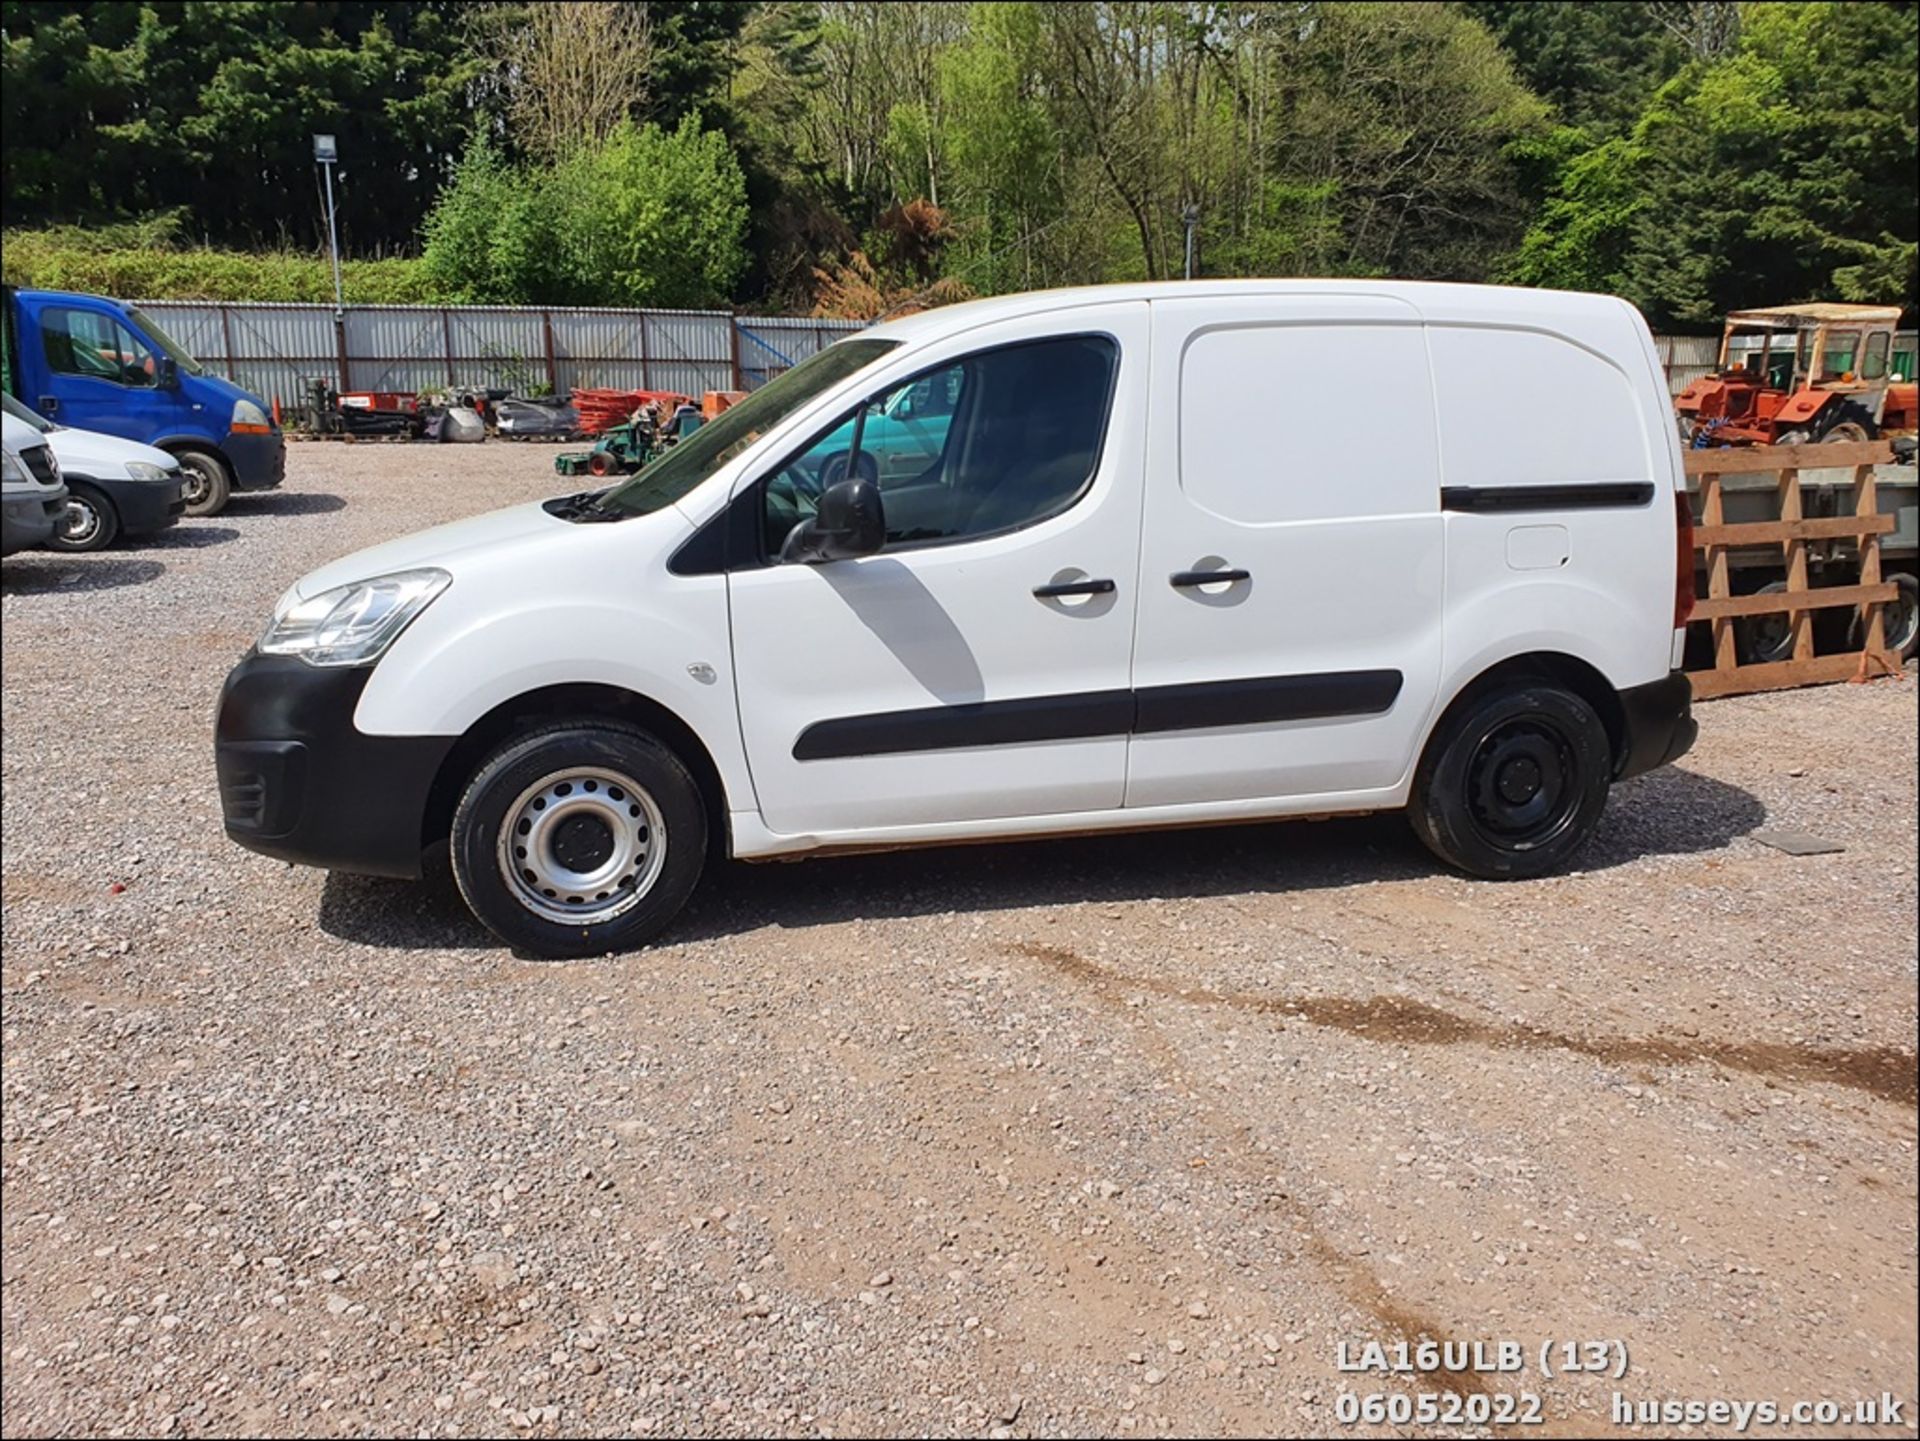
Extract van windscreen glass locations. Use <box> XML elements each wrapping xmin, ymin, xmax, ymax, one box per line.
<box><xmin>127</xmin><ymin>308</ymin><xmax>207</xmax><ymax>376</ymax></box>
<box><xmin>592</xmin><ymin>340</ymin><xmax>899</xmax><ymax>519</ymax></box>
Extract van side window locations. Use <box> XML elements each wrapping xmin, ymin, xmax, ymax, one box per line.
<box><xmin>42</xmin><ymin>308</ymin><xmax>157</xmax><ymax>388</ymax></box>
<box><xmin>761</xmin><ymin>335</ymin><xmax>1117</xmax><ymax>558</ymax></box>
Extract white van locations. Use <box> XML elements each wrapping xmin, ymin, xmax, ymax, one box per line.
<box><xmin>2</xmin><ymin>393</ymin><xmax>185</xmax><ymax>551</ymax></box>
<box><xmin>2</xmin><ymin>408</ymin><xmax>69</xmax><ymax>557</ymax></box>
<box><xmin>216</xmin><ymin>281</ymin><xmax>1698</xmax><ymax>958</ymax></box>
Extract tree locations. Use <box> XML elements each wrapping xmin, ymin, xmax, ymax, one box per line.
<box><xmin>1507</xmin><ymin>0</ymin><xmax>1919</xmax><ymax>325</ymax></box>
<box><xmin>421</xmin><ymin>118</ymin><xmax>749</xmax><ymax>307</ymax></box>
<box><xmin>496</xmin><ymin>1</ymin><xmax>655</xmax><ymax>163</ymax></box>
<box><xmin>2</xmin><ymin>2</ymin><xmax>484</xmax><ymax>253</ymax></box>
<box><xmin>1459</xmin><ymin>2</ymin><xmax>1683</xmax><ymax>129</ymax></box>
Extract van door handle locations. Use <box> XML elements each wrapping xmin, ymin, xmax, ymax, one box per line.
<box><xmin>1032</xmin><ymin>577</ymin><xmax>1115</xmax><ymax>598</ymax></box>
<box><xmin>1170</xmin><ymin>568</ymin><xmax>1250</xmax><ymax>587</ymax></box>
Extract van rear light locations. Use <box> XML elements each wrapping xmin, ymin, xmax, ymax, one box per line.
<box><xmin>1673</xmin><ymin>490</ymin><xmax>1697</xmax><ymax>628</ymax></box>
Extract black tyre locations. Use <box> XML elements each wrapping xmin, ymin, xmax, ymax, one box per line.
<box><xmin>818</xmin><ymin>451</ymin><xmax>879</xmax><ymax>489</ymax></box>
<box><xmin>1816</xmin><ymin>399</ymin><xmax>1877</xmax><ymax>443</ymax></box>
<box><xmin>451</xmin><ymin>721</ymin><xmax>708</xmax><ymax>958</ymax></box>
<box><xmin>1408</xmin><ymin>682</ymin><xmax>1612</xmax><ymax>880</ymax></box>
<box><xmin>173</xmin><ymin>448</ymin><xmax>232</xmax><ymax>517</ymax></box>
<box><xmin>46</xmin><ymin>483</ymin><xmax>120</xmax><ymax>552</ymax></box>
<box><xmin>1852</xmin><ymin>571</ymin><xmax>1920</xmax><ymax>663</ymax></box>
<box><xmin>1735</xmin><ymin>580</ymin><xmax>1795</xmax><ymax>664</ymax></box>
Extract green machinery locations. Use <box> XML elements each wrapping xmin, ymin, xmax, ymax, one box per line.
<box><xmin>554</xmin><ymin>406</ymin><xmax>706</xmax><ymax>479</ymax></box>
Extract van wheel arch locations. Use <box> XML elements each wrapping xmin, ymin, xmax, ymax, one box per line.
<box><xmin>423</xmin><ymin>684</ymin><xmax>731</xmax><ymax>864</ymax></box>
<box><xmin>1426</xmin><ymin>653</ymin><xmax>1628</xmax><ymax>776</ymax></box>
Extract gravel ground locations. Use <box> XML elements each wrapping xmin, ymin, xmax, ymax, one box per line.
<box><xmin>3</xmin><ymin>441</ymin><xmax>1916</xmax><ymax>1439</ymax></box>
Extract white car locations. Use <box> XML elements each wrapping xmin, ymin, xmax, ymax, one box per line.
<box><xmin>2</xmin><ymin>408</ymin><xmax>69</xmax><ymax>557</ymax></box>
<box><xmin>217</xmin><ymin>280</ymin><xmax>1698</xmax><ymax>958</ymax></box>
<box><xmin>1</xmin><ymin>394</ymin><xmax>185</xmax><ymax>551</ymax></box>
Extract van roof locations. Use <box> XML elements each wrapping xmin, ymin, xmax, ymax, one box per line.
<box><xmin>863</xmin><ymin>278</ymin><xmax>1637</xmax><ymax>343</ymax></box>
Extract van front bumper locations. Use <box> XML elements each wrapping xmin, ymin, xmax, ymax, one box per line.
<box><xmin>215</xmin><ymin>652</ymin><xmax>454</xmax><ymax>878</ymax></box>
<box><xmin>71</xmin><ymin>473</ymin><xmax>184</xmax><ymax>536</ymax></box>
<box><xmin>227</xmin><ymin>430</ymin><xmax>286</xmax><ymax>492</ymax></box>
<box><xmin>2</xmin><ymin>487</ymin><xmax>67</xmax><ymax>556</ymax></box>
<box><xmin>1615</xmin><ymin>669</ymin><xmax>1697</xmax><ymax>781</ymax></box>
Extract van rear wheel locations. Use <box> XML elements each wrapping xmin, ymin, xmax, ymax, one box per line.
<box><xmin>451</xmin><ymin>722</ymin><xmax>707</xmax><ymax>958</ymax></box>
<box><xmin>1409</xmin><ymin>682</ymin><xmax>1612</xmax><ymax>879</ymax></box>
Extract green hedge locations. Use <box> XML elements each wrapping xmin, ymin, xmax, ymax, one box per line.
<box><xmin>2</xmin><ymin>228</ymin><xmax>433</xmax><ymax>303</ymax></box>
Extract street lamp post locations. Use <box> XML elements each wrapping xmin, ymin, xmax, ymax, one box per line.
<box><xmin>313</xmin><ymin>134</ymin><xmax>344</xmax><ymax>317</ymax></box>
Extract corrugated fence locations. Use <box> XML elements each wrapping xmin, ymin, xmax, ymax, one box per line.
<box><xmin>1650</xmin><ymin>333</ymin><xmax>1720</xmax><ymax>397</ymax></box>
<box><xmin>135</xmin><ymin>301</ymin><xmax>866</xmax><ymax>418</ymax></box>
<box><xmin>134</xmin><ymin>300</ymin><xmax>1915</xmax><ymax>418</ymax></box>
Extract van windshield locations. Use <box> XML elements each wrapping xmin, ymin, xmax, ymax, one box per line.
<box><xmin>592</xmin><ymin>340</ymin><xmax>897</xmax><ymax>517</ymax></box>
<box><xmin>126</xmin><ymin>308</ymin><xmax>207</xmax><ymax>377</ymax></box>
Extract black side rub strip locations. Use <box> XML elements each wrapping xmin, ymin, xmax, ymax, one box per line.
<box><xmin>1441</xmin><ymin>482</ymin><xmax>1654</xmax><ymax>512</ymax></box>
<box><xmin>793</xmin><ymin>689</ymin><xmax>1133</xmax><ymax>761</ymax></box>
<box><xmin>792</xmin><ymin>670</ymin><xmax>1403</xmax><ymax>761</ymax></box>
<box><xmin>1133</xmin><ymin>670</ymin><xmax>1403</xmax><ymax>734</ymax></box>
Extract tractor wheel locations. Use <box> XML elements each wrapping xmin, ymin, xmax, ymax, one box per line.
<box><xmin>1817</xmin><ymin>399</ymin><xmax>1878</xmax><ymax>444</ymax></box>
<box><xmin>1775</xmin><ymin>429</ymin><xmax>1813</xmax><ymax>447</ymax></box>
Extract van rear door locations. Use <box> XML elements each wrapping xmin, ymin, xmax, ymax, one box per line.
<box><xmin>1125</xmin><ymin>295</ymin><xmax>1444</xmax><ymax>808</ymax></box>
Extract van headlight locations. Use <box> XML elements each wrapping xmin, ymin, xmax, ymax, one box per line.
<box><xmin>232</xmin><ymin>398</ymin><xmax>274</xmax><ymax>433</ymax></box>
<box><xmin>259</xmin><ymin>568</ymin><xmax>450</xmax><ymax>667</ymax></box>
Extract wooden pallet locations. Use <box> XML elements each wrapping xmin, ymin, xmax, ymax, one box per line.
<box><xmin>1684</xmin><ymin>439</ymin><xmax>1902</xmax><ymax>700</ymax></box>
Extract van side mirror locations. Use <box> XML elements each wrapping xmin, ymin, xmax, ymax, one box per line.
<box><xmin>157</xmin><ymin>356</ymin><xmax>179</xmax><ymax>388</ymax></box>
<box><xmin>780</xmin><ymin>476</ymin><xmax>885</xmax><ymax>564</ymax></box>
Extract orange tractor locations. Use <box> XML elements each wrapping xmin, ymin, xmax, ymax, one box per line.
<box><xmin>1674</xmin><ymin>303</ymin><xmax>1917</xmax><ymax>447</ymax></box>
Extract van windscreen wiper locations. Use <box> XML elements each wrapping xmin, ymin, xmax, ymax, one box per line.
<box><xmin>544</xmin><ymin>488</ymin><xmax>626</xmax><ymax>523</ymax></box>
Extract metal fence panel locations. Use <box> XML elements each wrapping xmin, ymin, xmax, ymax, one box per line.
<box><xmin>137</xmin><ymin>303</ymin><xmax>225</xmax><ymax>367</ymax></box>
<box><xmin>218</xmin><ymin>305</ymin><xmax>333</xmax><ymax>413</ymax></box>
<box><xmin>644</xmin><ymin>312</ymin><xmax>733</xmax><ymax>399</ymax></box>
<box><xmin>1651</xmin><ymin>333</ymin><xmax>1720</xmax><ymax>396</ymax></box>
<box><xmin>736</xmin><ymin>316</ymin><xmax>866</xmax><ymax>387</ymax></box>
<box><xmin>549</xmin><ymin>310</ymin><xmax>653</xmax><ymax>393</ymax></box>
<box><xmin>344</xmin><ymin>308</ymin><xmax>446</xmax><ymax>393</ymax></box>
<box><xmin>446</xmin><ymin>309</ymin><xmax>549</xmax><ymax>392</ymax></box>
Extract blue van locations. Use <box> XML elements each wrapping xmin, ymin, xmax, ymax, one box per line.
<box><xmin>2</xmin><ymin>287</ymin><xmax>284</xmax><ymax>516</ymax></box>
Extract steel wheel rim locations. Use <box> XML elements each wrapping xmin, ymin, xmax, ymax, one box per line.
<box><xmin>495</xmin><ymin>767</ymin><xmax>666</xmax><ymax>925</ymax></box>
<box><xmin>59</xmin><ymin>495</ymin><xmax>102</xmax><ymax>545</ymax></box>
<box><xmin>1465</xmin><ymin>718</ymin><xmax>1580</xmax><ymax>851</ymax></box>
<box><xmin>1747</xmin><ymin>610</ymin><xmax>1793</xmax><ymax>662</ymax></box>
<box><xmin>180</xmin><ymin>463</ymin><xmax>212</xmax><ymax>506</ymax></box>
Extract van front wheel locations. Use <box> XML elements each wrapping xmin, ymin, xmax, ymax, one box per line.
<box><xmin>174</xmin><ymin>449</ymin><xmax>232</xmax><ymax>517</ymax></box>
<box><xmin>451</xmin><ymin>722</ymin><xmax>708</xmax><ymax>958</ymax></box>
<box><xmin>1409</xmin><ymin>683</ymin><xmax>1611</xmax><ymax>879</ymax></box>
